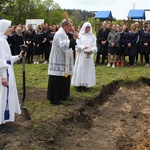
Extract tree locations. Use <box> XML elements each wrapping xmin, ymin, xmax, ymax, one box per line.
<box><xmin>0</xmin><ymin>0</ymin><xmax>60</xmax><ymax>24</ymax></box>
<box><xmin>112</xmin><ymin>19</ymin><xmax>122</xmax><ymax>25</ymax></box>
<box><xmin>0</xmin><ymin>1</ymin><xmax>121</xmax><ymax>28</ymax></box>
<box><xmin>43</xmin><ymin>0</ymin><xmax>60</xmax><ymax>23</ymax></box>
<box><xmin>48</xmin><ymin>9</ymin><xmax>64</xmax><ymax>25</ymax></box>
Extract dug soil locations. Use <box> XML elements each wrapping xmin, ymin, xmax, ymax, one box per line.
<box><xmin>0</xmin><ymin>79</ymin><xmax>150</xmax><ymax>150</ymax></box>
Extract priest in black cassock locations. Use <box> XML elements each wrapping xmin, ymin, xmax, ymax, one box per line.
<box><xmin>47</xmin><ymin>19</ymin><xmax>78</xmax><ymax>105</ymax></box>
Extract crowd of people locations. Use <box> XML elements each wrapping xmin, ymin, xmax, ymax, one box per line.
<box><xmin>7</xmin><ymin>23</ymin><xmax>60</xmax><ymax>64</ymax></box>
<box><xmin>96</xmin><ymin>20</ymin><xmax>150</xmax><ymax>68</ymax></box>
<box><xmin>6</xmin><ymin>20</ymin><xmax>150</xmax><ymax>68</ymax></box>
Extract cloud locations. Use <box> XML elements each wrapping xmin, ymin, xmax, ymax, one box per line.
<box><xmin>54</xmin><ymin>0</ymin><xmax>150</xmax><ymax>19</ymax></box>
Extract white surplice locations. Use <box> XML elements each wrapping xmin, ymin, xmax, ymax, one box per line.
<box><xmin>48</xmin><ymin>27</ymin><xmax>74</xmax><ymax>76</ymax></box>
<box><xmin>0</xmin><ymin>20</ymin><xmax>21</xmax><ymax>124</ymax></box>
<box><xmin>71</xmin><ymin>22</ymin><xmax>97</xmax><ymax>87</ymax></box>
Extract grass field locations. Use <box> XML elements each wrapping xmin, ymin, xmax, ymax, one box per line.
<box><xmin>14</xmin><ymin>60</ymin><xmax>150</xmax><ymax>99</ymax></box>
<box><xmin>13</xmin><ymin>59</ymin><xmax>150</xmax><ymax>123</ymax></box>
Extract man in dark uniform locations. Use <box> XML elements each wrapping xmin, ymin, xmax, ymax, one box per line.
<box><xmin>95</xmin><ymin>21</ymin><xmax>110</xmax><ymax>65</ymax></box>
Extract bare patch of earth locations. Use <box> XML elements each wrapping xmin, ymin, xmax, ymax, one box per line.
<box><xmin>0</xmin><ymin>79</ymin><xmax>149</xmax><ymax>150</ymax></box>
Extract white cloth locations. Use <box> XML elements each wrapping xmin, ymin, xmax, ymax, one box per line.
<box><xmin>71</xmin><ymin>22</ymin><xmax>97</xmax><ymax>87</ymax></box>
<box><xmin>0</xmin><ymin>20</ymin><xmax>21</xmax><ymax>124</ymax></box>
<box><xmin>0</xmin><ymin>19</ymin><xmax>11</xmax><ymax>35</ymax></box>
<box><xmin>48</xmin><ymin>27</ymin><xmax>74</xmax><ymax>76</ymax></box>
<box><xmin>0</xmin><ymin>60</ymin><xmax>9</xmax><ymax>78</ymax></box>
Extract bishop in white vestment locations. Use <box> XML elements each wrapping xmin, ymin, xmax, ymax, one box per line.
<box><xmin>47</xmin><ymin>19</ymin><xmax>78</xmax><ymax>105</ymax></box>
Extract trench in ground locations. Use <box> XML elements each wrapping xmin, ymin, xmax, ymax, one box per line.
<box><xmin>38</xmin><ymin>78</ymin><xmax>150</xmax><ymax>150</ymax></box>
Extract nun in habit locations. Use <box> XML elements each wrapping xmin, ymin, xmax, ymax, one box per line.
<box><xmin>0</xmin><ymin>19</ymin><xmax>22</xmax><ymax>133</ymax></box>
<box><xmin>71</xmin><ymin>22</ymin><xmax>97</xmax><ymax>92</ymax></box>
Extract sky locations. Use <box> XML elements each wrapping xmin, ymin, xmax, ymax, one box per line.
<box><xmin>54</xmin><ymin>0</ymin><xmax>150</xmax><ymax>20</ymax></box>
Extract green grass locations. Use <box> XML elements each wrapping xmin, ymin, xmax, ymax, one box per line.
<box><xmin>14</xmin><ymin>61</ymin><xmax>150</xmax><ymax>99</ymax></box>
<box><xmin>14</xmin><ymin>61</ymin><xmax>150</xmax><ymax>121</ymax></box>
<box><xmin>14</xmin><ymin>63</ymin><xmax>48</xmax><ymax>88</ymax></box>
<box><xmin>71</xmin><ymin>62</ymin><xmax>150</xmax><ymax>98</ymax></box>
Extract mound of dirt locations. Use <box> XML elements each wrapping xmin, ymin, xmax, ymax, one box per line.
<box><xmin>0</xmin><ymin>79</ymin><xmax>150</xmax><ymax>150</ymax></box>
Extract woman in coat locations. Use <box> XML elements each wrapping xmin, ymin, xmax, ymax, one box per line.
<box><xmin>141</xmin><ymin>25</ymin><xmax>150</xmax><ymax>66</ymax></box>
<box><xmin>127</xmin><ymin>23</ymin><xmax>139</xmax><ymax>67</ymax></box>
<box><xmin>14</xmin><ymin>26</ymin><xmax>24</xmax><ymax>55</ymax></box>
<box><xmin>33</xmin><ymin>25</ymin><xmax>43</xmax><ymax>64</ymax></box>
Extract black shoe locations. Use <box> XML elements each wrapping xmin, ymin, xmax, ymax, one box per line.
<box><xmin>0</xmin><ymin>124</ymin><xmax>11</xmax><ymax>133</ymax></box>
<box><xmin>76</xmin><ymin>86</ymin><xmax>82</xmax><ymax>92</ymax></box>
<box><xmin>101</xmin><ymin>62</ymin><xmax>104</xmax><ymax>65</ymax></box>
<box><xmin>50</xmin><ymin>101</ymin><xmax>63</xmax><ymax>105</ymax></box>
<box><xmin>82</xmin><ymin>86</ymin><xmax>86</xmax><ymax>92</ymax></box>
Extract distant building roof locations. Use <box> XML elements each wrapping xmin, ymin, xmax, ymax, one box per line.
<box><xmin>128</xmin><ymin>9</ymin><xmax>145</xmax><ymax>19</ymax></box>
<box><xmin>95</xmin><ymin>11</ymin><xmax>113</xmax><ymax>20</ymax></box>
